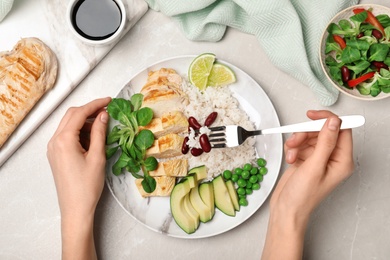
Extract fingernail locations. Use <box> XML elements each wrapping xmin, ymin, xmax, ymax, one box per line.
<box><xmin>328</xmin><ymin>117</ymin><xmax>340</xmax><ymax>131</ymax></box>
<box><xmin>101</xmin><ymin>112</ymin><xmax>108</xmax><ymax>124</ymax></box>
<box><xmin>286</xmin><ymin>150</ymin><xmax>294</xmax><ymax>162</ymax></box>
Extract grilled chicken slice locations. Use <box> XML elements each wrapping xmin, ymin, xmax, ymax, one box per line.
<box><xmin>135</xmin><ymin>176</ymin><xmax>176</xmax><ymax>197</ymax></box>
<box><xmin>140</xmin><ymin>68</ymin><xmax>188</xmax><ymax>118</ymax></box>
<box><xmin>0</xmin><ymin>37</ymin><xmax>57</xmax><ymax>147</ymax></box>
<box><xmin>140</xmin><ymin>68</ymin><xmax>182</xmax><ymax>93</ymax></box>
<box><xmin>146</xmin><ymin>133</ymin><xmax>184</xmax><ymax>159</ymax></box>
<box><xmin>139</xmin><ymin>110</ymin><xmax>188</xmax><ymax>138</ymax></box>
<box><xmin>149</xmin><ymin>158</ymin><xmax>188</xmax><ymax>177</ymax></box>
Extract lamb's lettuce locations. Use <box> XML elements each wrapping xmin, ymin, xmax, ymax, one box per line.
<box><xmin>105</xmin><ymin>96</ymin><xmax>157</xmax><ymax>193</ymax></box>
<box><xmin>324</xmin><ymin>9</ymin><xmax>390</xmax><ymax>97</ymax></box>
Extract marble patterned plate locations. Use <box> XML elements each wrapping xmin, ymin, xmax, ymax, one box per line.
<box><xmin>105</xmin><ymin>55</ymin><xmax>283</xmax><ymax>239</ymax></box>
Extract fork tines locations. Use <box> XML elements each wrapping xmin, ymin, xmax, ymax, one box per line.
<box><xmin>208</xmin><ymin>126</ymin><xmax>227</xmax><ymax>148</ymax></box>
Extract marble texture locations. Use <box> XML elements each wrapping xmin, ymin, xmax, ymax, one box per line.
<box><xmin>0</xmin><ymin>0</ymin><xmax>147</xmax><ymax>166</ymax></box>
<box><xmin>1</xmin><ymin>0</ymin><xmax>390</xmax><ymax>259</ymax></box>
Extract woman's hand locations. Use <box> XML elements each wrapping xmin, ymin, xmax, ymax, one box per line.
<box><xmin>262</xmin><ymin>110</ymin><xmax>354</xmax><ymax>260</ymax></box>
<box><xmin>47</xmin><ymin>97</ymin><xmax>111</xmax><ymax>260</ymax></box>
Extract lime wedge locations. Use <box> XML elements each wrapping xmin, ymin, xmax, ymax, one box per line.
<box><xmin>207</xmin><ymin>63</ymin><xmax>236</xmax><ymax>87</ymax></box>
<box><xmin>188</xmin><ymin>53</ymin><xmax>216</xmax><ymax>91</ymax></box>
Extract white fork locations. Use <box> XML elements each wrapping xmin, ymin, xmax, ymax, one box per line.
<box><xmin>208</xmin><ymin>115</ymin><xmax>365</xmax><ymax>148</ymax></box>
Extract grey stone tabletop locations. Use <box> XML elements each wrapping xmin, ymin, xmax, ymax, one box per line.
<box><xmin>1</xmin><ymin>0</ymin><xmax>389</xmax><ymax>259</ymax></box>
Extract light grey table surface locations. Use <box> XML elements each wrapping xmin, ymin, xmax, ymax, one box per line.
<box><xmin>1</xmin><ymin>2</ymin><xmax>390</xmax><ymax>260</ymax></box>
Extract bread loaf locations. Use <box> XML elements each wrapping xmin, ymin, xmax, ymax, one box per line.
<box><xmin>0</xmin><ymin>37</ymin><xmax>58</xmax><ymax>148</ymax></box>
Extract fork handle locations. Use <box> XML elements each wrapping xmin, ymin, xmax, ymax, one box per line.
<box><xmin>261</xmin><ymin>115</ymin><xmax>365</xmax><ymax>135</ymax></box>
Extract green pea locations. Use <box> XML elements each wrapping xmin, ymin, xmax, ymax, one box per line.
<box><xmin>243</xmin><ymin>163</ymin><xmax>252</xmax><ymax>171</ymax></box>
<box><xmin>257</xmin><ymin>174</ymin><xmax>264</xmax><ymax>182</ymax></box>
<box><xmin>250</xmin><ymin>167</ymin><xmax>258</xmax><ymax>175</ymax></box>
<box><xmin>234</xmin><ymin>168</ymin><xmax>243</xmax><ymax>175</ymax></box>
<box><xmin>249</xmin><ymin>175</ymin><xmax>258</xmax><ymax>184</ymax></box>
<box><xmin>257</xmin><ymin>158</ymin><xmax>267</xmax><ymax>167</ymax></box>
<box><xmin>239</xmin><ymin>198</ymin><xmax>248</xmax><ymax>206</ymax></box>
<box><xmin>238</xmin><ymin>194</ymin><xmax>246</xmax><ymax>199</ymax></box>
<box><xmin>246</xmin><ymin>181</ymin><xmax>253</xmax><ymax>189</ymax></box>
<box><xmin>259</xmin><ymin>167</ymin><xmax>268</xmax><ymax>175</ymax></box>
<box><xmin>252</xmin><ymin>183</ymin><xmax>261</xmax><ymax>190</ymax></box>
<box><xmin>231</xmin><ymin>174</ymin><xmax>239</xmax><ymax>182</ymax></box>
<box><xmin>237</xmin><ymin>187</ymin><xmax>246</xmax><ymax>195</ymax></box>
<box><xmin>237</xmin><ymin>178</ymin><xmax>247</xmax><ymax>188</ymax></box>
<box><xmin>246</xmin><ymin>188</ymin><xmax>253</xmax><ymax>195</ymax></box>
<box><xmin>223</xmin><ymin>170</ymin><xmax>232</xmax><ymax>180</ymax></box>
<box><xmin>241</xmin><ymin>170</ymin><xmax>250</xmax><ymax>179</ymax></box>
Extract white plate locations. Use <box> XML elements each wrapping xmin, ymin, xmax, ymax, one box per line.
<box><xmin>105</xmin><ymin>55</ymin><xmax>283</xmax><ymax>239</ymax></box>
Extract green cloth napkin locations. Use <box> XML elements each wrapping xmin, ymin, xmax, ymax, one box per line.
<box><xmin>0</xmin><ymin>0</ymin><xmax>14</xmax><ymax>22</ymax></box>
<box><xmin>145</xmin><ymin>0</ymin><xmax>359</xmax><ymax>106</ymax></box>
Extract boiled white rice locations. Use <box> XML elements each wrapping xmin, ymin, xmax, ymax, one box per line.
<box><xmin>181</xmin><ymin>81</ymin><xmax>257</xmax><ymax>180</ymax></box>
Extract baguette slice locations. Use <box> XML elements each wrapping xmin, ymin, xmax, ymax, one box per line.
<box><xmin>0</xmin><ymin>37</ymin><xmax>58</xmax><ymax>148</ymax></box>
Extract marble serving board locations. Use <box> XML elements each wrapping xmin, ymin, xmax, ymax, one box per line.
<box><xmin>0</xmin><ymin>0</ymin><xmax>148</xmax><ymax>167</ymax></box>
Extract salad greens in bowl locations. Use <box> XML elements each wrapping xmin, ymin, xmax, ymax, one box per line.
<box><xmin>320</xmin><ymin>4</ymin><xmax>390</xmax><ymax>100</ymax></box>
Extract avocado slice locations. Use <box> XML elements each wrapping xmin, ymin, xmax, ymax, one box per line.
<box><xmin>213</xmin><ymin>175</ymin><xmax>235</xmax><ymax>216</ymax></box>
<box><xmin>170</xmin><ymin>179</ymin><xmax>197</xmax><ymax>234</ymax></box>
<box><xmin>183</xmin><ymin>193</ymin><xmax>200</xmax><ymax>229</ymax></box>
<box><xmin>199</xmin><ymin>182</ymin><xmax>215</xmax><ymax>218</ymax></box>
<box><xmin>188</xmin><ymin>165</ymin><xmax>208</xmax><ymax>181</ymax></box>
<box><xmin>225</xmin><ymin>180</ymin><xmax>240</xmax><ymax>211</ymax></box>
<box><xmin>189</xmin><ymin>185</ymin><xmax>213</xmax><ymax>223</ymax></box>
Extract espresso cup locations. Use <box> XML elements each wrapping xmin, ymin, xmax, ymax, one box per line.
<box><xmin>66</xmin><ymin>0</ymin><xmax>127</xmax><ymax>46</ymax></box>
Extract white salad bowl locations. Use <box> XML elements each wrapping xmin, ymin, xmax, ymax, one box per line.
<box><xmin>319</xmin><ymin>4</ymin><xmax>390</xmax><ymax>101</ymax></box>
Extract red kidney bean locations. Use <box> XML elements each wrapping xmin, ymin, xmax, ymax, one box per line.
<box><xmin>372</xmin><ymin>29</ymin><xmax>383</xmax><ymax>40</ymax></box>
<box><xmin>188</xmin><ymin>116</ymin><xmax>202</xmax><ymax>130</ymax></box>
<box><xmin>341</xmin><ymin>66</ymin><xmax>351</xmax><ymax>83</ymax></box>
<box><xmin>199</xmin><ymin>134</ymin><xmax>211</xmax><ymax>153</ymax></box>
<box><xmin>190</xmin><ymin>148</ymin><xmax>203</xmax><ymax>157</ymax></box>
<box><xmin>204</xmin><ymin>112</ymin><xmax>218</xmax><ymax>127</ymax></box>
<box><xmin>181</xmin><ymin>137</ymin><xmax>189</xmax><ymax>154</ymax></box>
<box><xmin>357</xmin><ymin>32</ymin><xmax>364</xmax><ymax>38</ymax></box>
<box><xmin>372</xmin><ymin>61</ymin><xmax>389</xmax><ymax>70</ymax></box>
